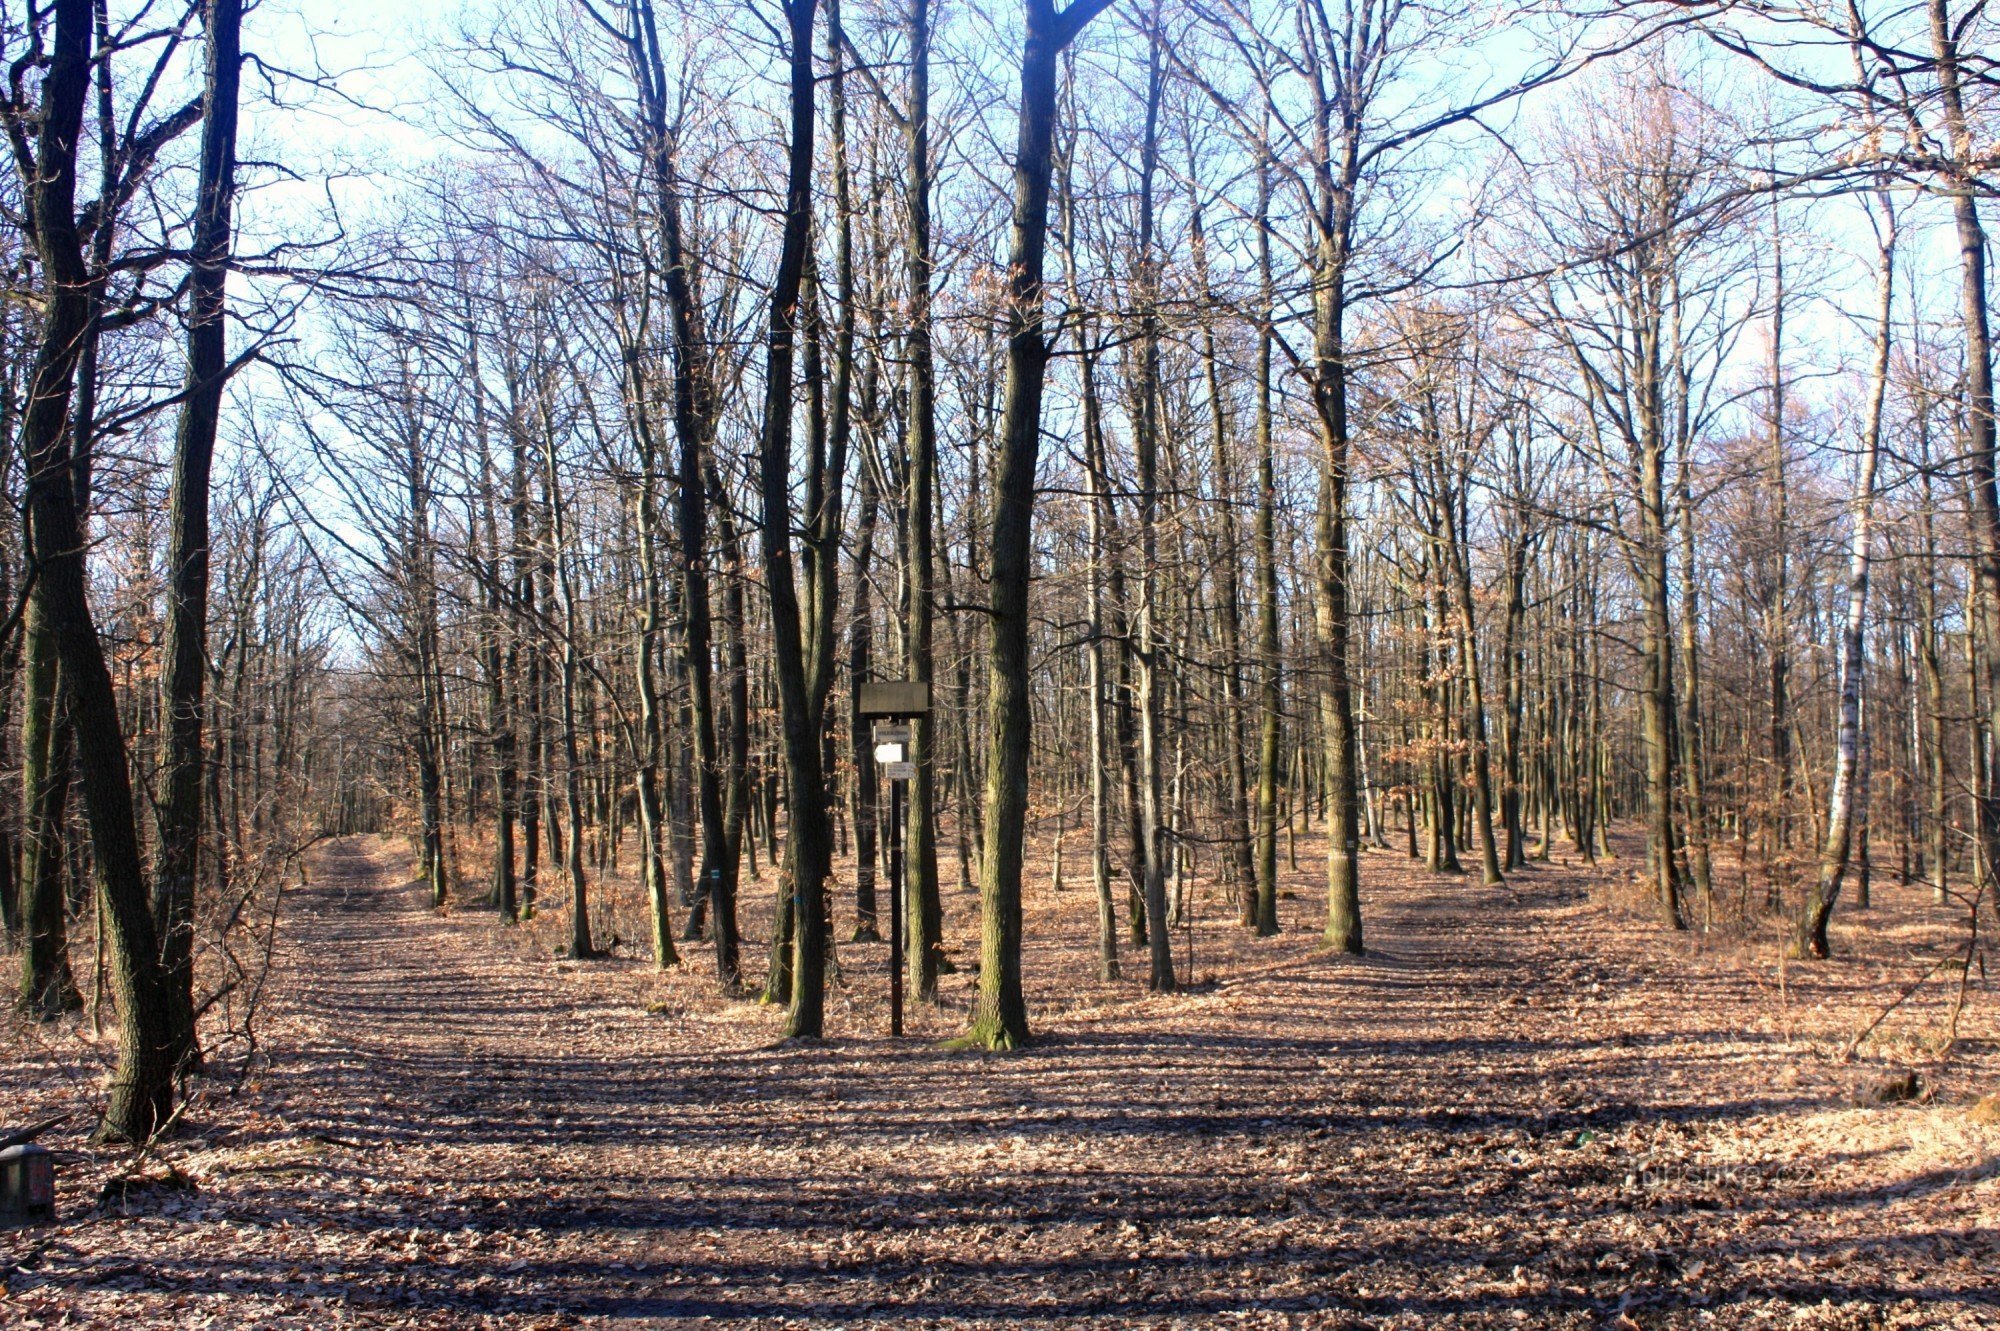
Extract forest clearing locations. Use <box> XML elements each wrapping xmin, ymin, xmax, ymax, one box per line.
<box><xmin>4</xmin><ymin>0</ymin><xmax>2000</xmax><ymax>1325</ymax></box>
<box><xmin>4</xmin><ymin>828</ymin><xmax>1996</xmax><ymax>1327</ymax></box>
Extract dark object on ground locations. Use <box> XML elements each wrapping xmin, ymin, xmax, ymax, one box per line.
<box><xmin>1861</xmin><ymin>1069</ymin><xmax>1923</xmax><ymax>1105</ymax></box>
<box><xmin>0</xmin><ymin>1142</ymin><xmax>56</xmax><ymax>1225</ymax></box>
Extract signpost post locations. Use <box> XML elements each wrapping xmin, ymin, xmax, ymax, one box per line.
<box><xmin>887</xmin><ymin>771</ymin><xmax>904</xmax><ymax>1036</ymax></box>
<box><xmin>859</xmin><ymin>682</ymin><xmax>930</xmax><ymax>1037</ymax></box>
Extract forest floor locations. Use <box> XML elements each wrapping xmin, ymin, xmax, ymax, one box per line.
<box><xmin>3</xmin><ymin>827</ymin><xmax>1998</xmax><ymax>1329</ymax></box>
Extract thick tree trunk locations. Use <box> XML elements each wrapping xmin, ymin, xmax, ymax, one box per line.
<box><xmin>19</xmin><ymin>0</ymin><xmax>175</xmax><ymax>1141</ymax></box>
<box><xmin>154</xmin><ymin>0</ymin><xmax>243</xmax><ymax>1070</ymax></box>
<box><xmin>17</xmin><ymin>623</ymin><xmax>78</xmax><ymax>1019</ymax></box>
<box><xmin>1308</xmin><ymin>94</ymin><xmax>1363</xmax><ymax>954</ymax></box>
<box><xmin>903</xmin><ymin>0</ymin><xmax>945</xmax><ymax>1002</ymax></box>
<box><xmin>1637</xmin><ymin>446</ymin><xmax>1685</xmax><ymax>928</ymax></box>
<box><xmin>754</xmin><ymin>0</ymin><xmax>834</xmax><ymax>1038</ymax></box>
<box><xmin>632</xmin><ymin>0</ymin><xmax>739</xmax><ymax>980</ymax></box>
<box><xmin>1929</xmin><ymin>0</ymin><xmax>2000</xmax><ymax>904</ymax></box>
<box><xmin>963</xmin><ymin>0</ymin><xmax>1112</xmax><ymax>1049</ymax></box>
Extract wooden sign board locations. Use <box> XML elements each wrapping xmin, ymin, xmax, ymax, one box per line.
<box><xmin>858</xmin><ymin>681</ymin><xmax>931</xmax><ymax>717</ymax></box>
<box><xmin>884</xmin><ymin>761</ymin><xmax>917</xmax><ymax>781</ymax></box>
<box><xmin>0</xmin><ymin>1145</ymin><xmax>55</xmax><ymax>1226</ymax></box>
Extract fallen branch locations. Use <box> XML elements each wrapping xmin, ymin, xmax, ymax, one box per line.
<box><xmin>1841</xmin><ymin>952</ymin><xmax>1955</xmax><ymax>1064</ymax></box>
<box><xmin>1942</xmin><ymin>878</ymin><xmax>1988</xmax><ymax>1064</ymax></box>
<box><xmin>0</xmin><ymin>1114</ymin><xmax>69</xmax><ymax>1149</ymax></box>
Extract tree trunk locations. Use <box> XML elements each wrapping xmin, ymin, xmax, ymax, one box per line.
<box><xmin>1251</xmin><ymin>148</ymin><xmax>1282</xmax><ymax>937</ymax></box>
<box><xmin>1796</xmin><ymin>198</ymin><xmax>1895</xmax><ymax>958</ymax></box>
<box><xmin>1061</xmin><ymin>123</ymin><xmax>1118</xmax><ymax>978</ymax></box>
<box><xmin>631</xmin><ymin>0</ymin><xmax>740</xmax><ymax>981</ymax></box>
<box><xmin>1435</xmin><ymin>453</ymin><xmax>1503</xmax><ymax>886</ymax></box>
<box><xmin>1131</xmin><ymin>8</ymin><xmax>1174</xmax><ymax>992</ymax></box>
<box><xmin>963</xmin><ymin>0</ymin><xmax>1112</xmax><ymax>1049</ymax></box>
<box><xmin>1765</xmin><ymin>215</ymin><xmax>1793</xmax><ymax>858</ymax></box>
<box><xmin>545</xmin><ymin>438</ymin><xmax>598</xmax><ymax>960</ymax></box>
<box><xmin>1191</xmin><ymin>192</ymin><xmax>1255</xmax><ymax>922</ymax></box>
<box><xmin>903</xmin><ymin>0</ymin><xmax>945</xmax><ymax>1002</ymax></box>
<box><xmin>1918</xmin><ymin>464</ymin><xmax>1949</xmax><ymax>905</ymax></box>
<box><xmin>754</xmin><ymin>0</ymin><xmax>834</xmax><ymax>1038</ymax></box>
<box><xmin>18</xmin><ymin>0</ymin><xmax>175</xmax><ymax>1141</ymax></box>
<box><xmin>1668</xmin><ymin>288</ymin><xmax>1714</xmax><ymax>915</ymax></box>
<box><xmin>1498</xmin><ymin>473</ymin><xmax>1531</xmax><ymax>872</ymax></box>
<box><xmin>1307</xmin><ymin>82</ymin><xmax>1363</xmax><ymax>954</ymax></box>
<box><xmin>1929</xmin><ymin>0</ymin><xmax>2000</xmax><ymax>906</ymax></box>
<box><xmin>17</xmin><ymin>626</ymin><xmax>79</xmax><ymax>1019</ymax></box>
<box><xmin>1086</xmin><ymin>450</ymin><xmax>1119</xmax><ymax>979</ymax></box>
<box><xmin>153</xmin><ymin>0</ymin><xmax>243</xmax><ymax>1069</ymax></box>
<box><xmin>847</xmin><ymin>439</ymin><xmax>883</xmax><ymax>942</ymax></box>
<box><xmin>631</xmin><ymin>449</ymin><xmax>677</xmax><ymax>966</ymax></box>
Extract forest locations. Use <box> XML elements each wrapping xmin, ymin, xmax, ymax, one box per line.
<box><xmin>1</xmin><ymin>0</ymin><xmax>1997</xmax><ymax>1325</ymax></box>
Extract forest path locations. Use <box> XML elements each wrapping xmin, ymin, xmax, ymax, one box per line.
<box><xmin>5</xmin><ymin>833</ymin><xmax>1997</xmax><ymax>1328</ymax></box>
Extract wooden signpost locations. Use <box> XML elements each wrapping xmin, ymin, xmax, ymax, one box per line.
<box><xmin>861</xmin><ymin>681</ymin><xmax>929</xmax><ymax>1036</ymax></box>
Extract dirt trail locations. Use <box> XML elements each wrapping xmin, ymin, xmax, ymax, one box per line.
<box><xmin>4</xmin><ymin>833</ymin><xmax>1997</xmax><ymax>1328</ymax></box>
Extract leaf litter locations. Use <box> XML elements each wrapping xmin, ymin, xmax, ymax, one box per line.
<box><xmin>2</xmin><ymin>832</ymin><xmax>1995</xmax><ymax>1328</ymax></box>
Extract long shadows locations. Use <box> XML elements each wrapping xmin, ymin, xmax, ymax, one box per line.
<box><xmin>15</xmin><ymin>835</ymin><xmax>1993</xmax><ymax>1327</ymax></box>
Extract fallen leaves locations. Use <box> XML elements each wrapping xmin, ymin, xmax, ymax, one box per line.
<box><xmin>1</xmin><ymin>833</ymin><xmax>1996</xmax><ymax>1328</ymax></box>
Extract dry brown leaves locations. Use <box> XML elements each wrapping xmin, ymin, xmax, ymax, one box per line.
<box><xmin>2</xmin><ymin>828</ymin><xmax>1995</xmax><ymax>1329</ymax></box>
